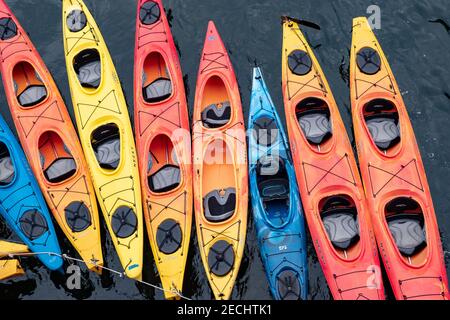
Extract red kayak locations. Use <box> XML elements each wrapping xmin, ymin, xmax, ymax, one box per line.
<box><xmin>134</xmin><ymin>0</ymin><xmax>192</xmax><ymax>299</ymax></box>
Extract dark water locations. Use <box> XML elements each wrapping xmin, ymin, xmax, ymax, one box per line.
<box><xmin>0</xmin><ymin>0</ymin><xmax>449</xmax><ymax>300</ymax></box>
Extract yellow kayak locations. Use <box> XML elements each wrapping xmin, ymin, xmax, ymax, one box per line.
<box><xmin>0</xmin><ymin>240</ymin><xmax>28</xmax><ymax>280</ymax></box>
<box><xmin>62</xmin><ymin>0</ymin><xmax>143</xmax><ymax>279</ymax></box>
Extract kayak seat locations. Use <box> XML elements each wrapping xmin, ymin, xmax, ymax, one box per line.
<box><xmin>385</xmin><ymin>197</ymin><xmax>426</xmax><ymax>256</ymax></box>
<box><xmin>143</xmin><ymin>77</ymin><xmax>172</xmax><ymax>103</ymax></box>
<box><xmin>364</xmin><ymin>99</ymin><xmax>401</xmax><ymax>150</ymax></box>
<box><xmin>321</xmin><ymin>196</ymin><xmax>359</xmax><ymax>250</ymax></box>
<box><xmin>201</xmin><ymin>101</ymin><xmax>231</xmax><ymax>128</ymax></box>
<box><xmin>252</xmin><ymin>116</ymin><xmax>279</xmax><ymax>146</ymax></box>
<box><xmin>91</xmin><ymin>124</ymin><xmax>121</xmax><ymax>170</ymax></box>
<box><xmin>298</xmin><ymin>109</ymin><xmax>332</xmax><ymax>145</ymax></box>
<box><xmin>322</xmin><ymin>210</ymin><xmax>360</xmax><ymax>250</ymax></box>
<box><xmin>18</xmin><ymin>85</ymin><xmax>47</xmax><ymax>107</ymax></box>
<box><xmin>365</xmin><ymin>115</ymin><xmax>400</xmax><ymax>150</ymax></box>
<box><xmin>0</xmin><ymin>143</ymin><xmax>14</xmax><ymax>185</ymax></box>
<box><xmin>73</xmin><ymin>49</ymin><xmax>101</xmax><ymax>89</ymax></box>
<box><xmin>148</xmin><ymin>164</ymin><xmax>180</xmax><ymax>193</ymax></box>
<box><xmin>43</xmin><ymin>158</ymin><xmax>77</xmax><ymax>183</ymax></box>
<box><xmin>387</xmin><ymin>214</ymin><xmax>426</xmax><ymax>256</ymax></box>
<box><xmin>203</xmin><ymin>188</ymin><xmax>236</xmax><ymax>222</ymax></box>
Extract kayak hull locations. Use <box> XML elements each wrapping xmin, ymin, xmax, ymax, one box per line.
<box><xmin>134</xmin><ymin>0</ymin><xmax>192</xmax><ymax>299</ymax></box>
<box><xmin>281</xmin><ymin>18</ymin><xmax>384</xmax><ymax>300</ymax></box>
<box><xmin>350</xmin><ymin>17</ymin><xmax>449</xmax><ymax>300</ymax></box>
<box><xmin>248</xmin><ymin>67</ymin><xmax>308</xmax><ymax>300</ymax></box>
<box><xmin>62</xmin><ymin>0</ymin><xmax>143</xmax><ymax>279</ymax></box>
<box><xmin>192</xmin><ymin>21</ymin><xmax>248</xmax><ymax>300</ymax></box>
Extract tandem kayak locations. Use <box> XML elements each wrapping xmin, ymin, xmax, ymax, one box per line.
<box><xmin>281</xmin><ymin>17</ymin><xmax>385</xmax><ymax>299</ymax></box>
<box><xmin>0</xmin><ymin>0</ymin><xmax>102</xmax><ymax>272</ymax></box>
<box><xmin>0</xmin><ymin>240</ymin><xmax>28</xmax><ymax>280</ymax></box>
<box><xmin>62</xmin><ymin>0</ymin><xmax>143</xmax><ymax>279</ymax></box>
<box><xmin>134</xmin><ymin>0</ymin><xmax>192</xmax><ymax>299</ymax></box>
<box><xmin>0</xmin><ymin>115</ymin><xmax>62</xmax><ymax>270</ymax></box>
<box><xmin>192</xmin><ymin>21</ymin><xmax>248</xmax><ymax>300</ymax></box>
<box><xmin>350</xmin><ymin>17</ymin><xmax>449</xmax><ymax>300</ymax></box>
<box><xmin>248</xmin><ymin>67</ymin><xmax>308</xmax><ymax>300</ymax></box>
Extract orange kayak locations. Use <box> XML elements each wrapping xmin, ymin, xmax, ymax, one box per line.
<box><xmin>281</xmin><ymin>17</ymin><xmax>384</xmax><ymax>299</ymax></box>
<box><xmin>192</xmin><ymin>21</ymin><xmax>248</xmax><ymax>300</ymax></box>
<box><xmin>134</xmin><ymin>0</ymin><xmax>192</xmax><ymax>299</ymax></box>
<box><xmin>350</xmin><ymin>17</ymin><xmax>449</xmax><ymax>300</ymax></box>
<box><xmin>0</xmin><ymin>0</ymin><xmax>102</xmax><ymax>271</ymax></box>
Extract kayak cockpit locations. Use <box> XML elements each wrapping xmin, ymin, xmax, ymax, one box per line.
<box><xmin>142</xmin><ymin>52</ymin><xmax>172</xmax><ymax>103</ymax></box>
<box><xmin>296</xmin><ymin>97</ymin><xmax>332</xmax><ymax>152</ymax></box>
<box><xmin>256</xmin><ymin>155</ymin><xmax>290</xmax><ymax>228</ymax></box>
<box><xmin>91</xmin><ymin>123</ymin><xmax>121</xmax><ymax>171</ymax></box>
<box><xmin>385</xmin><ymin>197</ymin><xmax>427</xmax><ymax>265</ymax></box>
<box><xmin>363</xmin><ymin>99</ymin><xmax>401</xmax><ymax>155</ymax></box>
<box><xmin>0</xmin><ymin>141</ymin><xmax>15</xmax><ymax>185</ymax></box>
<box><xmin>200</xmin><ymin>76</ymin><xmax>232</xmax><ymax>129</ymax></box>
<box><xmin>12</xmin><ymin>61</ymin><xmax>48</xmax><ymax>107</ymax></box>
<box><xmin>147</xmin><ymin>134</ymin><xmax>181</xmax><ymax>193</ymax></box>
<box><xmin>38</xmin><ymin>131</ymin><xmax>77</xmax><ymax>184</ymax></box>
<box><xmin>320</xmin><ymin>195</ymin><xmax>361</xmax><ymax>259</ymax></box>
<box><xmin>73</xmin><ymin>49</ymin><xmax>101</xmax><ymax>89</ymax></box>
<box><xmin>202</xmin><ymin>139</ymin><xmax>236</xmax><ymax>223</ymax></box>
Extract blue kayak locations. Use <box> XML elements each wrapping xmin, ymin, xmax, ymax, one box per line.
<box><xmin>248</xmin><ymin>67</ymin><xmax>308</xmax><ymax>300</ymax></box>
<box><xmin>0</xmin><ymin>115</ymin><xmax>62</xmax><ymax>271</ymax></box>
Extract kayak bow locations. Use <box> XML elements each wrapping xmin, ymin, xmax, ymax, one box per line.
<box><xmin>281</xmin><ymin>17</ymin><xmax>385</xmax><ymax>299</ymax></box>
<box><xmin>248</xmin><ymin>67</ymin><xmax>308</xmax><ymax>300</ymax></box>
<box><xmin>134</xmin><ymin>0</ymin><xmax>192</xmax><ymax>298</ymax></box>
<box><xmin>192</xmin><ymin>21</ymin><xmax>248</xmax><ymax>300</ymax></box>
<box><xmin>350</xmin><ymin>17</ymin><xmax>449</xmax><ymax>300</ymax></box>
<box><xmin>0</xmin><ymin>0</ymin><xmax>102</xmax><ymax>272</ymax></box>
<box><xmin>62</xmin><ymin>0</ymin><xmax>143</xmax><ymax>279</ymax></box>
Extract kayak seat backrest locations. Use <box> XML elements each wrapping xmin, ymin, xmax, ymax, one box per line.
<box><xmin>18</xmin><ymin>85</ymin><xmax>47</xmax><ymax>107</ymax></box>
<box><xmin>252</xmin><ymin>116</ymin><xmax>279</xmax><ymax>146</ymax></box>
<box><xmin>0</xmin><ymin>142</ymin><xmax>14</xmax><ymax>185</ymax></box>
<box><xmin>43</xmin><ymin>157</ymin><xmax>77</xmax><ymax>183</ymax></box>
<box><xmin>321</xmin><ymin>196</ymin><xmax>359</xmax><ymax>250</ymax></box>
<box><xmin>142</xmin><ymin>77</ymin><xmax>172</xmax><ymax>103</ymax></box>
<box><xmin>91</xmin><ymin>124</ymin><xmax>120</xmax><ymax>170</ymax></box>
<box><xmin>322</xmin><ymin>210</ymin><xmax>360</xmax><ymax>250</ymax></box>
<box><xmin>364</xmin><ymin>99</ymin><xmax>400</xmax><ymax>150</ymax></box>
<box><xmin>387</xmin><ymin>214</ymin><xmax>426</xmax><ymax>256</ymax></box>
<box><xmin>73</xmin><ymin>49</ymin><xmax>101</xmax><ymax>89</ymax></box>
<box><xmin>296</xmin><ymin>98</ymin><xmax>332</xmax><ymax>145</ymax></box>
<box><xmin>148</xmin><ymin>164</ymin><xmax>180</xmax><ymax>193</ymax></box>
<box><xmin>201</xmin><ymin>101</ymin><xmax>231</xmax><ymax>128</ymax></box>
<box><xmin>258</xmin><ymin>178</ymin><xmax>289</xmax><ymax>201</ymax></box>
<box><xmin>385</xmin><ymin>197</ymin><xmax>426</xmax><ymax>256</ymax></box>
<box><xmin>203</xmin><ymin>188</ymin><xmax>236</xmax><ymax>222</ymax></box>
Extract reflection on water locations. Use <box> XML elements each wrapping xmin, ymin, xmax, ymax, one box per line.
<box><xmin>0</xmin><ymin>0</ymin><xmax>449</xmax><ymax>300</ymax></box>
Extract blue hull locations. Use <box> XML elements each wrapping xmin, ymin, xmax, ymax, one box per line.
<box><xmin>248</xmin><ymin>67</ymin><xmax>308</xmax><ymax>300</ymax></box>
<box><xmin>0</xmin><ymin>115</ymin><xmax>62</xmax><ymax>270</ymax></box>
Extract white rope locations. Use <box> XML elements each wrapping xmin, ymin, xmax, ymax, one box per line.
<box><xmin>1</xmin><ymin>250</ymin><xmax>191</xmax><ymax>300</ymax></box>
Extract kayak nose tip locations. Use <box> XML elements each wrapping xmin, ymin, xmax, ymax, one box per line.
<box><xmin>207</xmin><ymin>20</ymin><xmax>217</xmax><ymax>34</ymax></box>
<box><xmin>43</xmin><ymin>253</ymin><xmax>64</xmax><ymax>271</ymax></box>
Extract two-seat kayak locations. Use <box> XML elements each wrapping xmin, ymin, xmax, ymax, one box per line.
<box><xmin>62</xmin><ymin>0</ymin><xmax>143</xmax><ymax>279</ymax></box>
<box><xmin>0</xmin><ymin>115</ymin><xmax>62</xmax><ymax>271</ymax></box>
<box><xmin>249</xmin><ymin>67</ymin><xmax>308</xmax><ymax>300</ymax></box>
<box><xmin>281</xmin><ymin>17</ymin><xmax>385</xmax><ymax>299</ymax></box>
<box><xmin>192</xmin><ymin>21</ymin><xmax>248</xmax><ymax>300</ymax></box>
<box><xmin>0</xmin><ymin>0</ymin><xmax>102</xmax><ymax>272</ymax></box>
<box><xmin>350</xmin><ymin>17</ymin><xmax>449</xmax><ymax>300</ymax></box>
<box><xmin>134</xmin><ymin>0</ymin><xmax>192</xmax><ymax>298</ymax></box>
